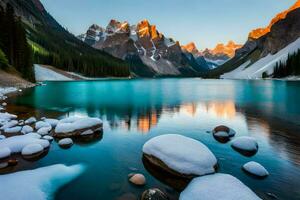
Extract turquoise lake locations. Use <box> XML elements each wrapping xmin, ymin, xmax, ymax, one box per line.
<box><xmin>8</xmin><ymin>79</ymin><xmax>300</xmax><ymax>199</ymax></box>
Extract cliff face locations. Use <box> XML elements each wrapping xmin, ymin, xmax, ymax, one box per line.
<box><xmin>79</xmin><ymin>20</ymin><xmax>209</xmax><ymax>76</ymax></box>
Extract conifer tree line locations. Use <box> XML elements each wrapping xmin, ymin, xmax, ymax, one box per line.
<box><xmin>273</xmin><ymin>49</ymin><xmax>300</xmax><ymax>78</ymax></box>
<box><xmin>0</xmin><ymin>4</ymin><xmax>35</xmax><ymax>82</ymax></box>
<box><xmin>0</xmin><ymin>2</ymin><xmax>132</xmax><ymax>80</ymax></box>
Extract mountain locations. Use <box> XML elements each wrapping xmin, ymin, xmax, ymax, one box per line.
<box><xmin>79</xmin><ymin>20</ymin><xmax>209</xmax><ymax>77</ymax></box>
<box><xmin>0</xmin><ymin>0</ymin><xmax>131</xmax><ymax>78</ymax></box>
<box><xmin>210</xmin><ymin>0</ymin><xmax>300</xmax><ymax>79</ymax></box>
<box><xmin>181</xmin><ymin>41</ymin><xmax>241</xmax><ymax>69</ymax></box>
<box><xmin>202</xmin><ymin>41</ymin><xmax>242</xmax><ymax>62</ymax></box>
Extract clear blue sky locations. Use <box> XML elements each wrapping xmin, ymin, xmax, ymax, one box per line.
<box><xmin>41</xmin><ymin>0</ymin><xmax>295</xmax><ymax>49</ymax></box>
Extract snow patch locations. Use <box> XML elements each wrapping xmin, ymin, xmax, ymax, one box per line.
<box><xmin>34</xmin><ymin>65</ymin><xmax>72</xmax><ymax>81</ymax></box>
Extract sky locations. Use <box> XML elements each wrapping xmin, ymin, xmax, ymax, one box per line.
<box><xmin>40</xmin><ymin>0</ymin><xmax>295</xmax><ymax>49</ymax></box>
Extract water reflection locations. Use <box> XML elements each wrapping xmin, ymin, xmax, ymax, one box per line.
<box><xmin>9</xmin><ymin>79</ymin><xmax>300</xmax><ymax>199</ymax></box>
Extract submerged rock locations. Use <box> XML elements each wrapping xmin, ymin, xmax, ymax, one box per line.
<box><xmin>180</xmin><ymin>173</ymin><xmax>261</xmax><ymax>200</ymax></box>
<box><xmin>212</xmin><ymin>125</ymin><xmax>236</xmax><ymax>143</ymax></box>
<box><xmin>242</xmin><ymin>161</ymin><xmax>269</xmax><ymax>178</ymax></box>
<box><xmin>231</xmin><ymin>136</ymin><xmax>258</xmax><ymax>156</ymax></box>
<box><xmin>128</xmin><ymin>173</ymin><xmax>146</xmax><ymax>186</ymax></box>
<box><xmin>141</xmin><ymin>188</ymin><xmax>168</xmax><ymax>200</ymax></box>
<box><xmin>143</xmin><ymin>134</ymin><xmax>217</xmax><ymax>178</ymax></box>
<box><xmin>58</xmin><ymin>138</ymin><xmax>73</xmax><ymax>148</ymax></box>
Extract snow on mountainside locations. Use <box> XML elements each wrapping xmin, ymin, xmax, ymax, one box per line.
<box><xmin>221</xmin><ymin>38</ymin><xmax>300</xmax><ymax>79</ymax></box>
<box><xmin>34</xmin><ymin>65</ymin><xmax>72</xmax><ymax>81</ymax></box>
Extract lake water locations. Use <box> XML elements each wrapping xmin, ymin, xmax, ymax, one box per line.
<box><xmin>8</xmin><ymin>79</ymin><xmax>300</xmax><ymax>199</ymax></box>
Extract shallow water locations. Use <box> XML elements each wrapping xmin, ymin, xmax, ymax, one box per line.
<box><xmin>8</xmin><ymin>79</ymin><xmax>300</xmax><ymax>199</ymax></box>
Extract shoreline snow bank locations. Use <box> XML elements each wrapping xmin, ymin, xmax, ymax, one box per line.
<box><xmin>0</xmin><ymin>164</ymin><xmax>85</xmax><ymax>200</ymax></box>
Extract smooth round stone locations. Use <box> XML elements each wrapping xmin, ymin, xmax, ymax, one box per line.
<box><xmin>7</xmin><ymin>159</ymin><xmax>18</xmax><ymax>166</ymax></box>
<box><xmin>2</xmin><ymin>102</ymin><xmax>7</xmax><ymax>106</ymax></box>
<box><xmin>231</xmin><ymin>136</ymin><xmax>258</xmax><ymax>156</ymax></box>
<box><xmin>43</xmin><ymin>135</ymin><xmax>54</xmax><ymax>142</ymax></box>
<box><xmin>0</xmin><ymin>147</ymin><xmax>11</xmax><ymax>159</ymax></box>
<box><xmin>180</xmin><ymin>173</ymin><xmax>261</xmax><ymax>200</ymax></box>
<box><xmin>4</xmin><ymin>126</ymin><xmax>22</xmax><ymax>134</ymax></box>
<box><xmin>143</xmin><ymin>134</ymin><xmax>217</xmax><ymax>177</ymax></box>
<box><xmin>21</xmin><ymin>143</ymin><xmax>44</xmax><ymax>157</ymax></box>
<box><xmin>58</xmin><ymin>138</ymin><xmax>73</xmax><ymax>148</ymax></box>
<box><xmin>242</xmin><ymin>161</ymin><xmax>269</xmax><ymax>178</ymax></box>
<box><xmin>141</xmin><ymin>188</ymin><xmax>168</xmax><ymax>200</ymax></box>
<box><xmin>0</xmin><ymin>135</ymin><xmax>6</xmax><ymax>140</ymax></box>
<box><xmin>129</xmin><ymin>173</ymin><xmax>146</xmax><ymax>186</ymax></box>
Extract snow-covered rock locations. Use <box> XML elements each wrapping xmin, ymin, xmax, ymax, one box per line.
<box><xmin>25</xmin><ymin>117</ymin><xmax>37</xmax><ymax>125</ymax></box>
<box><xmin>231</xmin><ymin>136</ymin><xmax>258</xmax><ymax>156</ymax></box>
<box><xmin>43</xmin><ymin>118</ymin><xmax>59</xmax><ymax>127</ymax></box>
<box><xmin>35</xmin><ymin>121</ymin><xmax>51</xmax><ymax>130</ymax></box>
<box><xmin>0</xmin><ymin>147</ymin><xmax>11</xmax><ymax>159</ymax></box>
<box><xmin>42</xmin><ymin>135</ymin><xmax>54</xmax><ymax>142</ymax></box>
<box><xmin>25</xmin><ymin>133</ymin><xmax>42</xmax><ymax>139</ymax></box>
<box><xmin>37</xmin><ymin>126</ymin><xmax>52</xmax><ymax>136</ymax></box>
<box><xmin>4</xmin><ymin>126</ymin><xmax>22</xmax><ymax>134</ymax></box>
<box><xmin>34</xmin><ymin>64</ymin><xmax>73</xmax><ymax>81</ymax></box>
<box><xmin>21</xmin><ymin>143</ymin><xmax>44</xmax><ymax>157</ymax></box>
<box><xmin>0</xmin><ymin>112</ymin><xmax>17</xmax><ymax>121</ymax></box>
<box><xmin>58</xmin><ymin>138</ymin><xmax>73</xmax><ymax>148</ymax></box>
<box><xmin>0</xmin><ymin>135</ymin><xmax>50</xmax><ymax>153</ymax></box>
<box><xmin>180</xmin><ymin>173</ymin><xmax>261</xmax><ymax>200</ymax></box>
<box><xmin>242</xmin><ymin>161</ymin><xmax>269</xmax><ymax>178</ymax></box>
<box><xmin>1</xmin><ymin>120</ymin><xmax>18</xmax><ymax>130</ymax></box>
<box><xmin>54</xmin><ymin>117</ymin><xmax>102</xmax><ymax>138</ymax></box>
<box><xmin>143</xmin><ymin>134</ymin><xmax>217</xmax><ymax>177</ymax></box>
<box><xmin>21</xmin><ymin>125</ymin><xmax>34</xmax><ymax>134</ymax></box>
<box><xmin>0</xmin><ymin>164</ymin><xmax>85</xmax><ymax>200</ymax></box>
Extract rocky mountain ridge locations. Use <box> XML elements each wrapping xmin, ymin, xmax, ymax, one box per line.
<box><xmin>79</xmin><ymin>19</ymin><xmax>209</xmax><ymax>76</ymax></box>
